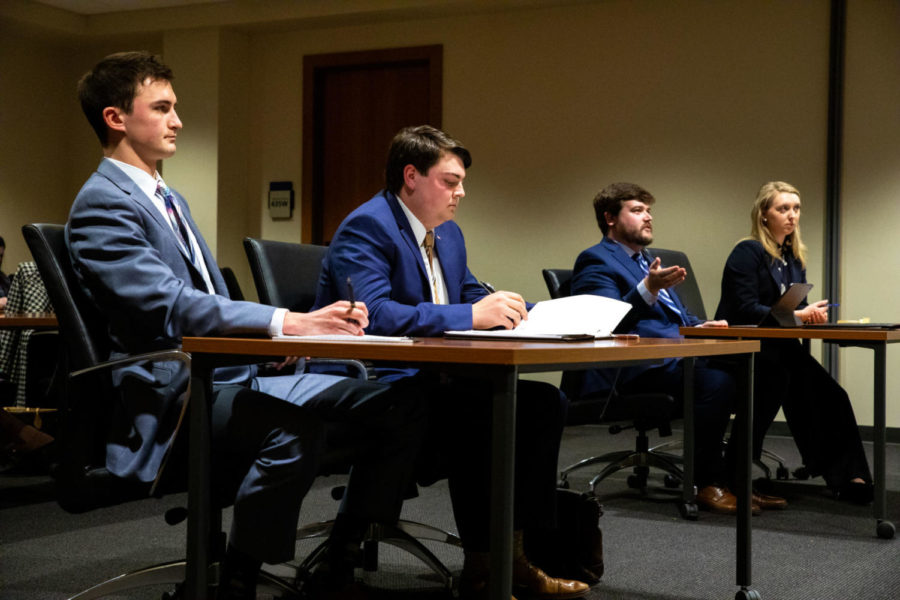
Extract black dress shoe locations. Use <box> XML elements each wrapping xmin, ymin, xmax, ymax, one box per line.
<box><xmin>833</xmin><ymin>481</ymin><xmax>874</xmax><ymax>505</ymax></box>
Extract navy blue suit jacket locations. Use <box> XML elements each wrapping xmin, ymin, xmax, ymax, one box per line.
<box><xmin>67</xmin><ymin>159</ymin><xmax>275</xmax><ymax>481</ymax></box>
<box><xmin>571</xmin><ymin>237</ymin><xmax>702</xmax><ymax>396</ymax></box>
<box><xmin>715</xmin><ymin>239</ymin><xmax>807</xmax><ymax>326</ymax></box>
<box><xmin>314</xmin><ymin>190</ymin><xmax>489</xmax><ymax>379</ymax></box>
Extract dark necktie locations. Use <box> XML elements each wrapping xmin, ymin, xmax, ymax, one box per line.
<box><xmin>156</xmin><ymin>181</ymin><xmax>195</xmax><ymax>263</ymax></box>
<box><xmin>423</xmin><ymin>230</ymin><xmax>441</xmax><ymax>303</ymax></box>
<box><xmin>636</xmin><ymin>252</ymin><xmax>684</xmax><ymax>324</ymax></box>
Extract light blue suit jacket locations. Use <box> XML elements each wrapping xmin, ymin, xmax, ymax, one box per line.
<box><xmin>571</xmin><ymin>237</ymin><xmax>702</xmax><ymax>396</ymax></box>
<box><xmin>66</xmin><ymin>159</ymin><xmax>276</xmax><ymax>481</ymax></box>
<box><xmin>313</xmin><ymin>190</ymin><xmax>488</xmax><ymax>380</ymax></box>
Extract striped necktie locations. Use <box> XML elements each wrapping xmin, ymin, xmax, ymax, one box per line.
<box><xmin>636</xmin><ymin>252</ymin><xmax>684</xmax><ymax>324</ymax></box>
<box><xmin>423</xmin><ymin>230</ymin><xmax>441</xmax><ymax>303</ymax></box>
<box><xmin>156</xmin><ymin>181</ymin><xmax>195</xmax><ymax>263</ymax></box>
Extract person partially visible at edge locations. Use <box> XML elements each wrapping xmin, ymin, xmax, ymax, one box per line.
<box><xmin>0</xmin><ymin>236</ymin><xmax>10</xmax><ymax>310</ymax></box>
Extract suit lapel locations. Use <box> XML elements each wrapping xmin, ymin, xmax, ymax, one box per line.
<box><xmin>602</xmin><ymin>237</ymin><xmax>644</xmax><ymax>284</ymax></box>
<box><xmin>385</xmin><ymin>192</ymin><xmax>431</xmax><ymax>286</ymax></box>
<box><xmin>98</xmin><ymin>160</ymin><xmax>210</xmax><ymax>289</ymax></box>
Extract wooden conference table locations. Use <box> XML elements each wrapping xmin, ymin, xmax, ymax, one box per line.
<box><xmin>681</xmin><ymin>325</ymin><xmax>899</xmax><ymax>540</ymax></box>
<box><xmin>182</xmin><ymin>335</ymin><xmax>760</xmax><ymax>600</ymax></box>
<box><xmin>0</xmin><ymin>311</ymin><xmax>58</xmax><ymax>329</ymax></box>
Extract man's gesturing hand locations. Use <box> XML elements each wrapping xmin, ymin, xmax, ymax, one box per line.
<box><xmin>644</xmin><ymin>257</ymin><xmax>686</xmax><ymax>295</ymax></box>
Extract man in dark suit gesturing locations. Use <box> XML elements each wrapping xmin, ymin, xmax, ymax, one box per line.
<box><xmin>315</xmin><ymin>126</ymin><xmax>589</xmax><ymax>600</ymax></box>
<box><xmin>67</xmin><ymin>51</ymin><xmax>422</xmax><ymax>599</ymax></box>
<box><xmin>571</xmin><ymin>182</ymin><xmax>785</xmax><ymax>514</ymax></box>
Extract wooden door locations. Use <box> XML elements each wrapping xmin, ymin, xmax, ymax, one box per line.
<box><xmin>302</xmin><ymin>45</ymin><xmax>442</xmax><ymax>244</ymax></box>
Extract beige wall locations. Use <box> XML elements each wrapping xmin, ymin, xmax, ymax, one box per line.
<box><xmin>1</xmin><ymin>0</ymin><xmax>898</xmax><ymax>427</ymax></box>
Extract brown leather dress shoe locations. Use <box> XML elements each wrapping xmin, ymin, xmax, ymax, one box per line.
<box><xmin>697</xmin><ymin>485</ymin><xmax>761</xmax><ymax>516</ymax></box>
<box><xmin>752</xmin><ymin>491</ymin><xmax>787</xmax><ymax>510</ymax></box>
<box><xmin>512</xmin><ymin>556</ymin><xmax>589</xmax><ymax>599</ymax></box>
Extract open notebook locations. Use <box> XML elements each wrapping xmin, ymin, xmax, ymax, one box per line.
<box><xmin>445</xmin><ymin>294</ymin><xmax>631</xmax><ymax>341</ymax></box>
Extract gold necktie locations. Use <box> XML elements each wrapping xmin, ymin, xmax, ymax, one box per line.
<box><xmin>423</xmin><ymin>230</ymin><xmax>440</xmax><ymax>303</ymax></box>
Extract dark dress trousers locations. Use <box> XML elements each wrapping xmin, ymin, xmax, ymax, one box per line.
<box><xmin>571</xmin><ymin>237</ymin><xmax>734</xmax><ymax>487</ymax></box>
<box><xmin>715</xmin><ymin>239</ymin><xmax>871</xmax><ymax>487</ymax></box>
<box><xmin>66</xmin><ymin>159</ymin><xmax>422</xmax><ymax>563</ymax></box>
<box><xmin>314</xmin><ymin>189</ymin><xmax>566</xmax><ymax>551</ymax></box>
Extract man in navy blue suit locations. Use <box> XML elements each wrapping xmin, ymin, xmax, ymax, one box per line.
<box><xmin>315</xmin><ymin>126</ymin><xmax>589</xmax><ymax>599</ymax></box>
<box><xmin>571</xmin><ymin>182</ymin><xmax>785</xmax><ymax>514</ymax></box>
<box><xmin>68</xmin><ymin>51</ymin><xmax>423</xmax><ymax>599</ymax></box>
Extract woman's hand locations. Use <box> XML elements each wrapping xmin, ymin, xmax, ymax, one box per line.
<box><xmin>796</xmin><ymin>300</ymin><xmax>830</xmax><ymax>324</ymax></box>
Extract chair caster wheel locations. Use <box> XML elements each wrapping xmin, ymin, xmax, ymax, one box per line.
<box><xmin>876</xmin><ymin>520</ymin><xmax>895</xmax><ymax>539</ymax></box>
<box><xmin>775</xmin><ymin>465</ymin><xmax>790</xmax><ymax>480</ymax></box>
<box><xmin>679</xmin><ymin>501</ymin><xmax>699</xmax><ymax>521</ymax></box>
<box><xmin>792</xmin><ymin>466</ymin><xmax>809</xmax><ymax>480</ymax></box>
<box><xmin>663</xmin><ymin>474</ymin><xmax>681</xmax><ymax>488</ymax></box>
<box><xmin>735</xmin><ymin>588</ymin><xmax>761</xmax><ymax>600</ymax></box>
<box><xmin>558</xmin><ymin>478</ymin><xmax>570</xmax><ymax>489</ymax></box>
<box><xmin>626</xmin><ymin>474</ymin><xmax>646</xmax><ymax>490</ymax></box>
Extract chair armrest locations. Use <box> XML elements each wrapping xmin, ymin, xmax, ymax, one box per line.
<box><xmin>305</xmin><ymin>358</ymin><xmax>369</xmax><ymax>381</ymax></box>
<box><xmin>69</xmin><ymin>349</ymin><xmax>191</xmax><ymax>380</ymax></box>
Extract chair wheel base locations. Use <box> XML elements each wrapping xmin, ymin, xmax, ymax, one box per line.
<box><xmin>735</xmin><ymin>587</ymin><xmax>761</xmax><ymax>600</ymax></box>
<box><xmin>679</xmin><ymin>501</ymin><xmax>699</xmax><ymax>521</ymax></box>
<box><xmin>876</xmin><ymin>520</ymin><xmax>895</xmax><ymax>539</ymax></box>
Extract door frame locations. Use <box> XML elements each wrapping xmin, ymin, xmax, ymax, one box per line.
<box><xmin>301</xmin><ymin>45</ymin><xmax>443</xmax><ymax>243</ymax></box>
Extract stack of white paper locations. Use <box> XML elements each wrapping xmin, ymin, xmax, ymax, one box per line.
<box><xmin>445</xmin><ymin>294</ymin><xmax>631</xmax><ymax>340</ymax></box>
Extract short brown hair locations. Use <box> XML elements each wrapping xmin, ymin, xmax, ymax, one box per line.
<box><xmin>592</xmin><ymin>182</ymin><xmax>656</xmax><ymax>235</ymax></box>
<box><xmin>77</xmin><ymin>51</ymin><xmax>173</xmax><ymax>147</ymax></box>
<box><xmin>385</xmin><ymin>125</ymin><xmax>471</xmax><ymax>195</ymax></box>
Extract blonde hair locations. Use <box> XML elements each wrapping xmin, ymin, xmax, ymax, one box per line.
<box><xmin>749</xmin><ymin>181</ymin><xmax>807</xmax><ymax>268</ymax></box>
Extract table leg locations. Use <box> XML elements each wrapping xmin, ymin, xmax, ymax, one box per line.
<box><xmin>185</xmin><ymin>359</ymin><xmax>214</xmax><ymax>599</ymax></box>
<box><xmin>489</xmin><ymin>367</ymin><xmax>517</xmax><ymax>600</ymax></box>
<box><xmin>735</xmin><ymin>352</ymin><xmax>758</xmax><ymax>599</ymax></box>
<box><xmin>872</xmin><ymin>344</ymin><xmax>895</xmax><ymax>539</ymax></box>
<box><xmin>681</xmin><ymin>357</ymin><xmax>697</xmax><ymax>519</ymax></box>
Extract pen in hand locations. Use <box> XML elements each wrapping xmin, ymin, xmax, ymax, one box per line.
<box><xmin>479</xmin><ymin>280</ymin><xmax>496</xmax><ymax>294</ymax></box>
<box><xmin>346</xmin><ymin>276</ymin><xmax>360</xmax><ymax>325</ymax></box>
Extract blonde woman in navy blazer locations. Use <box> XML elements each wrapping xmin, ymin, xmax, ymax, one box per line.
<box><xmin>715</xmin><ymin>181</ymin><xmax>872</xmax><ymax>503</ymax></box>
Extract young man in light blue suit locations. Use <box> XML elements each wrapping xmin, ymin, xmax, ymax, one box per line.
<box><xmin>67</xmin><ymin>52</ymin><xmax>423</xmax><ymax>600</ymax></box>
<box><xmin>571</xmin><ymin>182</ymin><xmax>786</xmax><ymax>514</ymax></box>
<box><xmin>315</xmin><ymin>126</ymin><xmax>590</xmax><ymax>600</ymax></box>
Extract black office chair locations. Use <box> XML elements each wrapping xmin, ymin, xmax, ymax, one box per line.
<box><xmin>23</xmin><ymin>224</ymin><xmax>298</xmax><ymax>600</ymax></box>
<box><xmin>542</xmin><ymin>267</ymin><xmax>686</xmax><ymax>512</ymax></box>
<box><xmin>219</xmin><ymin>266</ymin><xmax>245</xmax><ymax>301</ymax></box>
<box><xmin>243</xmin><ymin>237</ymin><xmax>460</xmax><ymax>589</ymax></box>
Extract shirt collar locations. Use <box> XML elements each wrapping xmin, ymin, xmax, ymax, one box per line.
<box><xmin>105</xmin><ymin>157</ymin><xmax>163</xmax><ymax>202</ymax></box>
<box><xmin>396</xmin><ymin>195</ymin><xmax>429</xmax><ymax>246</ymax></box>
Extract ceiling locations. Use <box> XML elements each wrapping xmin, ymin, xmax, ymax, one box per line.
<box><xmin>30</xmin><ymin>0</ymin><xmax>227</xmax><ymax>15</ymax></box>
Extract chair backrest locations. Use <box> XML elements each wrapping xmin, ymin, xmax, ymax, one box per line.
<box><xmin>542</xmin><ymin>268</ymin><xmax>573</xmax><ymax>299</ymax></box>
<box><xmin>22</xmin><ymin>224</ymin><xmax>143</xmax><ymax>511</ymax></box>
<box><xmin>219</xmin><ymin>266</ymin><xmax>244</xmax><ymax>301</ymax></box>
<box><xmin>22</xmin><ymin>224</ymin><xmax>109</xmax><ymax>373</ymax></box>
<box><xmin>243</xmin><ymin>238</ymin><xmax>327</xmax><ymax>312</ymax></box>
<box><xmin>647</xmin><ymin>247</ymin><xmax>706</xmax><ymax>320</ymax></box>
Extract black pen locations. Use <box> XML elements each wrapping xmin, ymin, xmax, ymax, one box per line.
<box><xmin>346</xmin><ymin>276</ymin><xmax>356</xmax><ymax>310</ymax></box>
<box><xmin>479</xmin><ymin>280</ymin><xmax>496</xmax><ymax>294</ymax></box>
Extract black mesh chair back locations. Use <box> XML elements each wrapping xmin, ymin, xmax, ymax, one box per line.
<box><xmin>243</xmin><ymin>238</ymin><xmax>326</xmax><ymax>312</ymax></box>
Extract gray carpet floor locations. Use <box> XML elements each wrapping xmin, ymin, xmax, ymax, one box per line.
<box><xmin>1</xmin><ymin>425</ymin><xmax>898</xmax><ymax>600</ymax></box>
